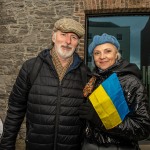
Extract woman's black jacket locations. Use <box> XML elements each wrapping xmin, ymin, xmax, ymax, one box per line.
<box><xmin>84</xmin><ymin>59</ymin><xmax>150</xmax><ymax>149</ymax></box>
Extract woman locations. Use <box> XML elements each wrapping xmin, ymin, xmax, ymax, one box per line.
<box><xmin>78</xmin><ymin>33</ymin><xmax>150</xmax><ymax>150</ymax></box>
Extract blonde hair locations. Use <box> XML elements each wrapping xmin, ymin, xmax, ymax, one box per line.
<box><xmin>117</xmin><ymin>51</ymin><xmax>121</xmax><ymax>60</ymax></box>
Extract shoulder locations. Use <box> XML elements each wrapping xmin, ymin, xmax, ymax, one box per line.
<box><xmin>21</xmin><ymin>57</ymin><xmax>37</xmax><ymax>74</ymax></box>
<box><xmin>24</xmin><ymin>57</ymin><xmax>36</xmax><ymax>65</ymax></box>
<box><xmin>22</xmin><ymin>48</ymin><xmax>48</xmax><ymax>69</ymax></box>
<box><xmin>117</xmin><ymin>74</ymin><xmax>148</xmax><ymax>107</ymax></box>
<box><xmin>119</xmin><ymin>74</ymin><xmax>146</xmax><ymax>100</ymax></box>
<box><xmin>120</xmin><ymin>74</ymin><xmax>143</xmax><ymax>89</ymax></box>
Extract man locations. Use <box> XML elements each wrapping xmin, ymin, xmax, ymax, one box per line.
<box><xmin>0</xmin><ymin>18</ymin><xmax>87</xmax><ymax>150</ymax></box>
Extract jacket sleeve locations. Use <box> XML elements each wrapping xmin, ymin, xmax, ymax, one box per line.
<box><xmin>0</xmin><ymin>61</ymin><xmax>30</xmax><ymax>150</ymax></box>
<box><xmin>104</xmin><ymin>75</ymin><xmax>150</xmax><ymax>141</ymax></box>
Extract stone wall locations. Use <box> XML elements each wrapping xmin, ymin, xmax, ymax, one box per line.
<box><xmin>0</xmin><ymin>0</ymin><xmax>85</xmax><ymax>120</ymax></box>
<box><xmin>0</xmin><ymin>0</ymin><xmax>150</xmax><ymax>149</ymax></box>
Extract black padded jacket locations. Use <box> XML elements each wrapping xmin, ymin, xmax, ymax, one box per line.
<box><xmin>84</xmin><ymin>59</ymin><xmax>150</xmax><ymax>149</ymax></box>
<box><xmin>0</xmin><ymin>49</ymin><xmax>87</xmax><ymax>150</ymax></box>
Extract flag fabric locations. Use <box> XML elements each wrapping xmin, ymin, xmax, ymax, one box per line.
<box><xmin>89</xmin><ymin>73</ymin><xmax>129</xmax><ymax>129</ymax></box>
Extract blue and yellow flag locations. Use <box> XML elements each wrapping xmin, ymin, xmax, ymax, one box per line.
<box><xmin>89</xmin><ymin>73</ymin><xmax>129</xmax><ymax>129</ymax></box>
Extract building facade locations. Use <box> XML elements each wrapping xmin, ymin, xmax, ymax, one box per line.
<box><xmin>0</xmin><ymin>0</ymin><xmax>150</xmax><ymax>149</ymax></box>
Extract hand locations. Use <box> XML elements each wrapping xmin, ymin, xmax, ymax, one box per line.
<box><xmin>78</xmin><ymin>100</ymin><xmax>102</xmax><ymax>126</ymax></box>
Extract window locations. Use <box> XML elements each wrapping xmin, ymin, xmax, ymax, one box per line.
<box><xmin>116</xmin><ymin>33</ymin><xmax>122</xmax><ymax>41</ymax></box>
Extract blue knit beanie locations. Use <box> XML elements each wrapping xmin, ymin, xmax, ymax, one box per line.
<box><xmin>88</xmin><ymin>33</ymin><xmax>120</xmax><ymax>56</ymax></box>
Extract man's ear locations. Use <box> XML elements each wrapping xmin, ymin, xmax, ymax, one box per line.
<box><xmin>52</xmin><ymin>31</ymin><xmax>56</xmax><ymax>43</ymax></box>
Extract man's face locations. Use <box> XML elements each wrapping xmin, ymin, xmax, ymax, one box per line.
<box><xmin>52</xmin><ymin>30</ymin><xmax>79</xmax><ymax>59</ymax></box>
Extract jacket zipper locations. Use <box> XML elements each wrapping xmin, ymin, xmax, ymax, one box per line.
<box><xmin>54</xmin><ymin>81</ymin><xmax>62</xmax><ymax>150</ymax></box>
<box><xmin>53</xmin><ymin>62</ymin><xmax>82</xmax><ymax>149</ymax></box>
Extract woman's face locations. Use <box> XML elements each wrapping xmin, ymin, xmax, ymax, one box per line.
<box><xmin>93</xmin><ymin>43</ymin><xmax>118</xmax><ymax>70</ymax></box>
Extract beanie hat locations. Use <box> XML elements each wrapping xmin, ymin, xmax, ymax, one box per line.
<box><xmin>53</xmin><ymin>18</ymin><xmax>85</xmax><ymax>38</ymax></box>
<box><xmin>88</xmin><ymin>33</ymin><xmax>120</xmax><ymax>56</ymax></box>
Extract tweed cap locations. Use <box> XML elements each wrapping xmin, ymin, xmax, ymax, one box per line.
<box><xmin>53</xmin><ymin>18</ymin><xmax>85</xmax><ymax>38</ymax></box>
<box><xmin>88</xmin><ymin>33</ymin><xmax>120</xmax><ymax>56</ymax></box>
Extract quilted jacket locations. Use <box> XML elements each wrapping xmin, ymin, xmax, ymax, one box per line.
<box><xmin>0</xmin><ymin>49</ymin><xmax>87</xmax><ymax>150</ymax></box>
<box><xmin>84</xmin><ymin>59</ymin><xmax>150</xmax><ymax>149</ymax></box>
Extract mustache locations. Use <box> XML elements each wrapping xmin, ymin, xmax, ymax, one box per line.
<box><xmin>62</xmin><ymin>45</ymin><xmax>72</xmax><ymax>49</ymax></box>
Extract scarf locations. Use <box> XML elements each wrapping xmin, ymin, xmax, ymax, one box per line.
<box><xmin>51</xmin><ymin>48</ymin><xmax>73</xmax><ymax>81</ymax></box>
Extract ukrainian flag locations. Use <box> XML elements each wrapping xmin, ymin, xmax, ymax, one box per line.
<box><xmin>89</xmin><ymin>73</ymin><xmax>129</xmax><ymax>129</ymax></box>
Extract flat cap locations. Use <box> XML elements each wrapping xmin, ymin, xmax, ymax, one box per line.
<box><xmin>53</xmin><ymin>18</ymin><xmax>85</xmax><ymax>38</ymax></box>
<box><xmin>88</xmin><ymin>33</ymin><xmax>120</xmax><ymax>56</ymax></box>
